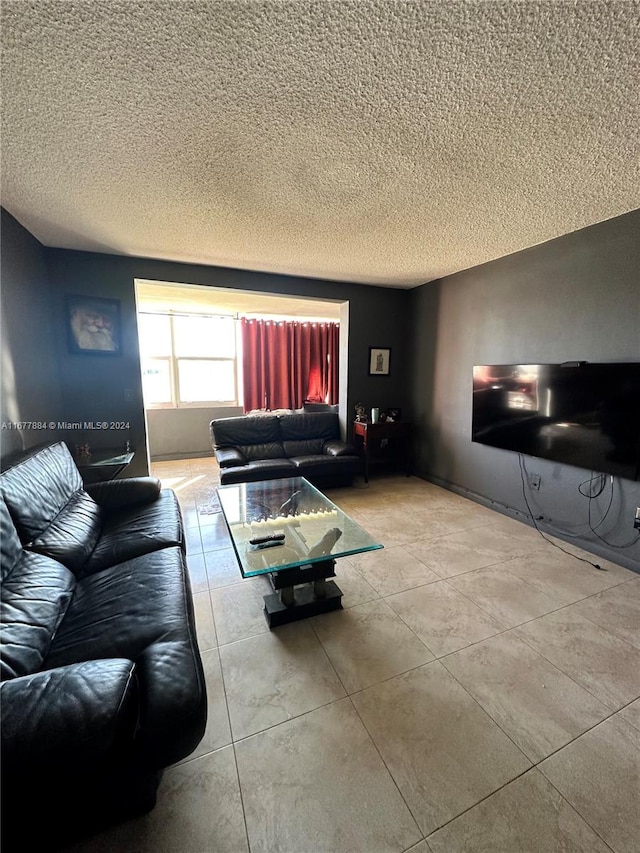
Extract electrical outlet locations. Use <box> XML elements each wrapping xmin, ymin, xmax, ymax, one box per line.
<box><xmin>634</xmin><ymin>507</ymin><xmax>640</xmax><ymax>530</ymax></box>
<box><xmin>529</xmin><ymin>473</ymin><xmax>541</xmax><ymax>491</ymax></box>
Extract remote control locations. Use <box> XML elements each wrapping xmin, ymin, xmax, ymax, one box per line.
<box><xmin>249</xmin><ymin>533</ymin><xmax>285</xmax><ymax>545</ymax></box>
<box><xmin>251</xmin><ymin>539</ymin><xmax>285</xmax><ymax>549</ymax></box>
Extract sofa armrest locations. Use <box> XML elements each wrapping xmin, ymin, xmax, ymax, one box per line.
<box><xmin>216</xmin><ymin>447</ymin><xmax>247</xmax><ymax>468</ymax></box>
<box><xmin>85</xmin><ymin>477</ymin><xmax>161</xmax><ymax>509</ymax></box>
<box><xmin>323</xmin><ymin>439</ymin><xmax>357</xmax><ymax>457</ymax></box>
<box><xmin>1</xmin><ymin>659</ymin><xmax>138</xmax><ymax>773</ymax></box>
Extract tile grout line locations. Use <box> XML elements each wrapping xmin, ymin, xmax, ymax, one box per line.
<box><xmin>423</xmin><ymin>764</ymin><xmax>617</xmax><ymax>852</ymax></box>
<box><xmin>343</xmin><ymin>691</ymin><xmax>426</xmax><ymax>845</ymax></box>
<box><xmin>511</xmin><ymin>619</ymin><xmax>640</xmax><ymax>714</ymax></box>
<box><xmin>534</xmin><ymin>767</ymin><xmax>618</xmax><ymax>853</ymax></box>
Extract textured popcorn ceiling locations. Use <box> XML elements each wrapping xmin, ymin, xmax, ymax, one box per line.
<box><xmin>1</xmin><ymin>1</ymin><xmax>639</xmax><ymax>288</ymax></box>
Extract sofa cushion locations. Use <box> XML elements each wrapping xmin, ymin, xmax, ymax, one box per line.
<box><xmin>46</xmin><ymin>548</ymin><xmax>185</xmax><ymax>666</ymax></box>
<box><xmin>218</xmin><ymin>459</ymin><xmax>296</xmax><ymax>485</ymax></box>
<box><xmin>1</xmin><ymin>658</ymin><xmax>138</xmax><ymax>771</ymax></box>
<box><xmin>0</xmin><ymin>441</ymin><xmax>83</xmax><ymax>543</ymax></box>
<box><xmin>1</xmin><ymin>550</ymin><xmax>75</xmax><ymax>680</ymax></box>
<box><xmin>1</xmin><ymin>496</ymin><xmax>22</xmax><ymax>582</ymax></box>
<box><xmin>242</xmin><ymin>441</ymin><xmax>287</xmax><ymax>461</ymax></box>
<box><xmin>27</xmin><ymin>490</ymin><xmax>102</xmax><ymax>574</ymax></box>
<box><xmin>279</xmin><ymin>412</ymin><xmax>340</xmax><ymax>442</ymax></box>
<box><xmin>45</xmin><ymin>547</ymin><xmax>207</xmax><ymax>768</ymax></box>
<box><xmin>84</xmin><ymin>490</ymin><xmax>184</xmax><ymax>575</ymax></box>
<box><xmin>211</xmin><ymin>415</ymin><xmax>280</xmax><ymax>448</ymax></box>
<box><xmin>282</xmin><ymin>438</ymin><xmax>325</xmax><ymax>457</ymax></box>
<box><xmin>211</xmin><ymin>415</ymin><xmax>286</xmax><ymax>461</ymax></box>
<box><xmin>290</xmin><ymin>455</ymin><xmax>358</xmax><ymax>477</ymax></box>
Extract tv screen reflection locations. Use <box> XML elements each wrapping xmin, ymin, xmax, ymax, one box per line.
<box><xmin>472</xmin><ymin>363</ymin><xmax>640</xmax><ymax>481</ymax></box>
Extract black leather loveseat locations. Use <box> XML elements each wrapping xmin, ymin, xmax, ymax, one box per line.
<box><xmin>0</xmin><ymin>441</ymin><xmax>207</xmax><ymax>849</ymax></box>
<box><xmin>210</xmin><ymin>412</ymin><xmax>360</xmax><ymax>487</ymax></box>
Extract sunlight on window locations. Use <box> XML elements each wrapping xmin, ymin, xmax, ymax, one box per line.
<box><xmin>141</xmin><ymin>358</ymin><xmax>172</xmax><ymax>403</ymax></box>
<box><xmin>174</xmin><ymin>315</ymin><xmax>236</xmax><ymax>357</ymax></box>
<box><xmin>178</xmin><ymin>360</ymin><xmax>236</xmax><ymax>403</ymax></box>
<box><xmin>139</xmin><ymin>314</ymin><xmax>171</xmax><ymax>355</ymax></box>
<box><xmin>138</xmin><ymin>312</ymin><xmax>239</xmax><ymax>408</ymax></box>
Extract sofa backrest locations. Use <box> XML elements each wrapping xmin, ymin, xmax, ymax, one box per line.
<box><xmin>1</xmin><ymin>442</ymin><xmax>84</xmax><ymax>542</ymax></box>
<box><xmin>278</xmin><ymin>413</ymin><xmax>339</xmax><ymax>458</ymax></box>
<box><xmin>1</xmin><ymin>552</ymin><xmax>75</xmax><ymax>681</ymax></box>
<box><xmin>279</xmin><ymin>412</ymin><xmax>340</xmax><ymax>442</ymax></box>
<box><xmin>210</xmin><ymin>415</ymin><xmax>286</xmax><ymax>461</ymax></box>
<box><xmin>0</xmin><ymin>442</ymin><xmax>102</xmax><ymax>574</ymax></box>
<box><xmin>211</xmin><ymin>412</ymin><xmax>345</xmax><ymax>462</ymax></box>
<box><xmin>0</xmin><ymin>495</ymin><xmax>75</xmax><ymax>681</ymax></box>
<box><xmin>1</xmin><ymin>496</ymin><xmax>23</xmax><ymax>582</ymax></box>
<box><xmin>211</xmin><ymin>413</ymin><xmax>344</xmax><ymax>458</ymax></box>
<box><xmin>302</xmin><ymin>403</ymin><xmax>339</xmax><ymax>413</ymax></box>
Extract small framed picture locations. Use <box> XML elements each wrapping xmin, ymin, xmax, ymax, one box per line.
<box><xmin>369</xmin><ymin>347</ymin><xmax>391</xmax><ymax>376</ymax></box>
<box><xmin>66</xmin><ymin>295</ymin><xmax>122</xmax><ymax>355</ymax></box>
<box><xmin>386</xmin><ymin>407</ymin><xmax>401</xmax><ymax>421</ymax></box>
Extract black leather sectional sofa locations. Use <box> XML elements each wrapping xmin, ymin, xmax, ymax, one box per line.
<box><xmin>210</xmin><ymin>412</ymin><xmax>360</xmax><ymax>487</ymax></box>
<box><xmin>0</xmin><ymin>441</ymin><xmax>207</xmax><ymax>849</ymax></box>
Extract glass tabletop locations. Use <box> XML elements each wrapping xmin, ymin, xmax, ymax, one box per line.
<box><xmin>74</xmin><ymin>449</ymin><xmax>134</xmax><ymax>468</ymax></box>
<box><xmin>217</xmin><ymin>477</ymin><xmax>383</xmax><ymax>578</ymax></box>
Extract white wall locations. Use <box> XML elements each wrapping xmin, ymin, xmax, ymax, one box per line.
<box><xmin>146</xmin><ymin>406</ymin><xmax>243</xmax><ymax>459</ymax></box>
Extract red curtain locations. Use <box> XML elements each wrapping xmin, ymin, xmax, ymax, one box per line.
<box><xmin>241</xmin><ymin>319</ymin><xmax>339</xmax><ymax>412</ymax></box>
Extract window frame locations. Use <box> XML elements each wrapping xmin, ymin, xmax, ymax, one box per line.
<box><xmin>139</xmin><ymin>310</ymin><xmax>241</xmax><ymax>410</ymax></box>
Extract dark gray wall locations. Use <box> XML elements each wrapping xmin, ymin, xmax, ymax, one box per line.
<box><xmin>44</xmin><ymin>248</ymin><xmax>412</xmax><ymax>475</ymax></box>
<box><xmin>409</xmin><ymin>210</ymin><xmax>640</xmax><ymax>570</ymax></box>
<box><xmin>1</xmin><ymin>209</ymin><xmax>63</xmax><ymax>456</ymax></box>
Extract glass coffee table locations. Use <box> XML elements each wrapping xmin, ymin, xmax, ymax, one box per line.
<box><xmin>217</xmin><ymin>477</ymin><xmax>383</xmax><ymax>628</ymax></box>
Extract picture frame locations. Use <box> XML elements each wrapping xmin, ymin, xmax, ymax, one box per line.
<box><xmin>386</xmin><ymin>407</ymin><xmax>401</xmax><ymax>421</ymax></box>
<box><xmin>66</xmin><ymin>295</ymin><xmax>122</xmax><ymax>355</ymax></box>
<box><xmin>369</xmin><ymin>346</ymin><xmax>391</xmax><ymax>376</ymax></box>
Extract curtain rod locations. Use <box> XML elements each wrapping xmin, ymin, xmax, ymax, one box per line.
<box><xmin>138</xmin><ymin>309</ymin><xmax>239</xmax><ymax>320</ymax></box>
<box><xmin>139</xmin><ymin>309</ymin><xmax>338</xmax><ymax>323</ymax></box>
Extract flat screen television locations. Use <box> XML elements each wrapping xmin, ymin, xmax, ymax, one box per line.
<box><xmin>472</xmin><ymin>363</ymin><xmax>640</xmax><ymax>481</ymax></box>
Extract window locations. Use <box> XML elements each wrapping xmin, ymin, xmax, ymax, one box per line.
<box><xmin>139</xmin><ymin>312</ymin><xmax>239</xmax><ymax>408</ymax></box>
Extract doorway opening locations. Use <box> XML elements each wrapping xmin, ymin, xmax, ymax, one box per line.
<box><xmin>134</xmin><ymin>279</ymin><xmax>348</xmax><ymax>461</ymax></box>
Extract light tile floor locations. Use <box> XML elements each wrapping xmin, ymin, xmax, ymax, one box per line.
<box><xmin>65</xmin><ymin>458</ymin><xmax>640</xmax><ymax>853</ymax></box>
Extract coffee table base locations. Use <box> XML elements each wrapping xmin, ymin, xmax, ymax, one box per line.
<box><xmin>263</xmin><ymin>579</ymin><xmax>343</xmax><ymax>628</ymax></box>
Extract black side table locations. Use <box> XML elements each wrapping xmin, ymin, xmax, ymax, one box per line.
<box><xmin>75</xmin><ymin>449</ymin><xmax>135</xmax><ymax>484</ymax></box>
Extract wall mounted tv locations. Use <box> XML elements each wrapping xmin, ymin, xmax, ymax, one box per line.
<box><xmin>472</xmin><ymin>363</ymin><xmax>640</xmax><ymax>481</ymax></box>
